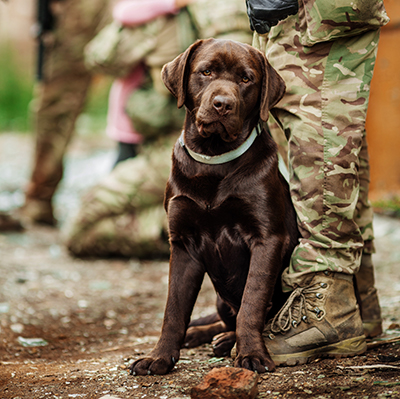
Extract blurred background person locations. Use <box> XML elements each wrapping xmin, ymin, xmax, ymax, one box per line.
<box><xmin>64</xmin><ymin>0</ymin><xmax>254</xmax><ymax>258</ymax></box>
<box><xmin>85</xmin><ymin>0</ymin><xmax>197</xmax><ymax>167</ymax></box>
<box><xmin>18</xmin><ymin>0</ymin><xmax>113</xmax><ymax>226</ymax></box>
<box><xmin>65</xmin><ymin>0</ymin><xmax>196</xmax><ymax>258</ymax></box>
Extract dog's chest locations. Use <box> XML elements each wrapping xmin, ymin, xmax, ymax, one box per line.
<box><xmin>168</xmin><ymin>190</ymin><xmax>260</xmax><ymax>255</ymax></box>
<box><xmin>168</xmin><ymin>191</ymin><xmax>256</xmax><ymax>299</ymax></box>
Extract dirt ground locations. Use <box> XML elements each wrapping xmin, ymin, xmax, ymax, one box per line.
<box><xmin>0</xmin><ymin>132</ymin><xmax>400</xmax><ymax>399</ymax></box>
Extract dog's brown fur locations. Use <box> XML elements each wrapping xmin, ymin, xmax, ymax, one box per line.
<box><xmin>130</xmin><ymin>38</ymin><xmax>299</xmax><ymax>376</ymax></box>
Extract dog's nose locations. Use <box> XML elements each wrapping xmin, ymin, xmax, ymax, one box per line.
<box><xmin>213</xmin><ymin>95</ymin><xmax>233</xmax><ymax>115</ymax></box>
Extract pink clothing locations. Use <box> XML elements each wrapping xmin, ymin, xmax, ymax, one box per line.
<box><xmin>106</xmin><ymin>0</ymin><xmax>178</xmax><ymax>143</ymax></box>
<box><xmin>106</xmin><ymin>64</ymin><xmax>145</xmax><ymax>144</ymax></box>
<box><xmin>113</xmin><ymin>0</ymin><xmax>177</xmax><ymax>26</ymax></box>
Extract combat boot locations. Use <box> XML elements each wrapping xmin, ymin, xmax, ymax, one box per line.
<box><xmin>19</xmin><ymin>198</ymin><xmax>56</xmax><ymax>226</ymax></box>
<box><xmin>356</xmin><ymin>254</ymin><xmax>383</xmax><ymax>338</ymax></box>
<box><xmin>263</xmin><ymin>271</ymin><xmax>366</xmax><ymax>366</ymax></box>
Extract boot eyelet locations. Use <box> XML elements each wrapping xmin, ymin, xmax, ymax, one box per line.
<box><xmin>324</xmin><ymin>271</ymin><xmax>330</xmax><ymax>276</ymax></box>
<box><xmin>314</xmin><ymin>307</ymin><xmax>324</xmax><ymax>318</ymax></box>
<box><xmin>302</xmin><ymin>315</ymin><xmax>308</xmax><ymax>322</ymax></box>
<box><xmin>320</xmin><ymin>283</ymin><xmax>327</xmax><ymax>288</ymax></box>
<box><xmin>316</xmin><ymin>293</ymin><xmax>323</xmax><ymax>299</ymax></box>
<box><xmin>268</xmin><ymin>333</ymin><xmax>275</xmax><ymax>340</ymax></box>
<box><xmin>292</xmin><ymin>320</ymin><xmax>298</xmax><ymax>328</ymax></box>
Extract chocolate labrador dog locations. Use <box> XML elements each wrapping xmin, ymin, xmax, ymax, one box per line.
<box><xmin>130</xmin><ymin>38</ymin><xmax>299</xmax><ymax>376</ymax></box>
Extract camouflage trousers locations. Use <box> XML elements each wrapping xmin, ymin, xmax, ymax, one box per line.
<box><xmin>64</xmin><ymin>137</ymin><xmax>175</xmax><ymax>258</ymax></box>
<box><xmin>258</xmin><ymin>0</ymin><xmax>389</xmax><ymax>290</ymax></box>
<box><xmin>25</xmin><ymin>0</ymin><xmax>111</xmax><ymax>203</ymax></box>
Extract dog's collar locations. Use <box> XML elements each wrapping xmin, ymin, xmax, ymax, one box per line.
<box><xmin>178</xmin><ymin>124</ymin><xmax>262</xmax><ymax>165</ymax></box>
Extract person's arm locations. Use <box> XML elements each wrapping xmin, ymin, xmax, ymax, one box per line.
<box><xmin>113</xmin><ymin>0</ymin><xmax>194</xmax><ymax>26</ymax></box>
<box><xmin>246</xmin><ymin>0</ymin><xmax>298</xmax><ymax>34</ymax></box>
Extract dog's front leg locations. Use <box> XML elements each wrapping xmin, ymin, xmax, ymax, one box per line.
<box><xmin>130</xmin><ymin>245</ymin><xmax>204</xmax><ymax>375</ymax></box>
<box><xmin>234</xmin><ymin>242</ymin><xmax>282</xmax><ymax>373</ymax></box>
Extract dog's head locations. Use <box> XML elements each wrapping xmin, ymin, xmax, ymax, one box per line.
<box><xmin>162</xmin><ymin>38</ymin><xmax>285</xmax><ymax>143</ymax></box>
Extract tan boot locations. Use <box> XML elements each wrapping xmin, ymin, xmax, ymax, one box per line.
<box><xmin>19</xmin><ymin>198</ymin><xmax>57</xmax><ymax>226</ymax></box>
<box><xmin>356</xmin><ymin>254</ymin><xmax>383</xmax><ymax>338</ymax></box>
<box><xmin>263</xmin><ymin>271</ymin><xmax>366</xmax><ymax>366</ymax></box>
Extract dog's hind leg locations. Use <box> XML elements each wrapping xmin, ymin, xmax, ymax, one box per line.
<box><xmin>188</xmin><ymin>312</ymin><xmax>221</xmax><ymax>327</ymax></box>
<box><xmin>184</xmin><ymin>296</ymin><xmax>237</xmax><ymax>354</ymax></box>
<box><xmin>184</xmin><ymin>320</ymin><xmax>228</xmax><ymax>348</ymax></box>
<box><xmin>184</xmin><ymin>311</ymin><xmax>226</xmax><ymax>348</ymax></box>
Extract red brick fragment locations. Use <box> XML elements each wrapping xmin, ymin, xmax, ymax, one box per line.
<box><xmin>191</xmin><ymin>367</ymin><xmax>259</xmax><ymax>399</ymax></box>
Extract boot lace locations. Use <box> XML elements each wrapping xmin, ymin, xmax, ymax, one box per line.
<box><xmin>268</xmin><ymin>282</ymin><xmax>326</xmax><ymax>334</ymax></box>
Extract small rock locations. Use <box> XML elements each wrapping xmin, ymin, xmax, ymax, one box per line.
<box><xmin>0</xmin><ymin>303</ymin><xmax>10</xmax><ymax>314</ymax></box>
<box><xmin>191</xmin><ymin>367</ymin><xmax>259</xmax><ymax>399</ymax></box>
<box><xmin>10</xmin><ymin>323</ymin><xmax>24</xmax><ymax>334</ymax></box>
<box><xmin>17</xmin><ymin>336</ymin><xmax>48</xmax><ymax>347</ymax></box>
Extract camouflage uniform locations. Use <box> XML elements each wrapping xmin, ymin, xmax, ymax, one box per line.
<box><xmin>21</xmin><ymin>0</ymin><xmax>112</xmax><ymax>224</ymax></box>
<box><xmin>256</xmin><ymin>0</ymin><xmax>389</xmax><ymax>290</ymax></box>
<box><xmin>65</xmin><ymin>136</ymin><xmax>173</xmax><ymax>258</ymax></box>
<box><xmin>66</xmin><ymin>0</ymin><xmax>253</xmax><ymax>257</ymax></box>
<box><xmin>187</xmin><ymin>0</ymin><xmax>253</xmax><ymax>44</ymax></box>
<box><xmin>66</xmin><ymin>4</ymin><xmax>191</xmax><ymax>258</ymax></box>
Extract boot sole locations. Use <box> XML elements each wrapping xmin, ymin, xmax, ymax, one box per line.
<box><xmin>271</xmin><ymin>335</ymin><xmax>367</xmax><ymax>367</ymax></box>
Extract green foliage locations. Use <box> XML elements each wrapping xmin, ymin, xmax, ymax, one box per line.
<box><xmin>0</xmin><ymin>47</ymin><xmax>34</xmax><ymax>132</ymax></box>
<box><xmin>0</xmin><ymin>44</ymin><xmax>112</xmax><ymax>134</ymax></box>
<box><xmin>373</xmin><ymin>196</ymin><xmax>400</xmax><ymax>218</ymax></box>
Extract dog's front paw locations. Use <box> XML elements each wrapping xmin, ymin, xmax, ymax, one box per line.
<box><xmin>130</xmin><ymin>353</ymin><xmax>177</xmax><ymax>376</ymax></box>
<box><xmin>234</xmin><ymin>352</ymin><xmax>275</xmax><ymax>374</ymax></box>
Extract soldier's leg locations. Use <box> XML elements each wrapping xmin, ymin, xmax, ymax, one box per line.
<box><xmin>259</xmin><ymin>17</ymin><xmax>382</xmax><ymax>365</ymax></box>
<box><xmin>21</xmin><ymin>0</ymin><xmax>110</xmax><ymax>225</ymax></box>
<box><xmin>282</xmin><ymin>31</ymin><xmax>381</xmax><ymax>284</ymax></box>
<box><xmin>355</xmin><ymin>135</ymin><xmax>382</xmax><ymax>337</ymax></box>
<box><xmin>23</xmin><ymin>73</ymin><xmax>91</xmax><ymax>225</ymax></box>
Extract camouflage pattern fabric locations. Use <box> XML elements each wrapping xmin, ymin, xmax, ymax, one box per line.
<box><xmin>126</xmin><ymin>83</ymin><xmax>185</xmax><ymax>140</ymax></box>
<box><xmin>187</xmin><ymin>0</ymin><xmax>253</xmax><ymax>44</ymax></box>
<box><xmin>259</xmin><ymin>0</ymin><xmax>389</xmax><ymax>290</ymax></box>
<box><xmin>297</xmin><ymin>0</ymin><xmax>389</xmax><ymax>46</ymax></box>
<box><xmin>25</xmin><ymin>0</ymin><xmax>111</xmax><ymax>205</ymax></box>
<box><xmin>84</xmin><ymin>14</ymin><xmax>186</xmax><ymax>78</ymax></box>
<box><xmin>65</xmin><ymin>136</ymin><xmax>174</xmax><ymax>258</ymax></box>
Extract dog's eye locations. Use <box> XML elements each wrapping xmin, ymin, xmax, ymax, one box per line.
<box><xmin>242</xmin><ymin>76</ymin><xmax>250</xmax><ymax>83</ymax></box>
<box><xmin>202</xmin><ymin>70</ymin><xmax>212</xmax><ymax>76</ymax></box>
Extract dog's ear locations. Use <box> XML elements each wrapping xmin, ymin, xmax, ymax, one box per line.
<box><xmin>259</xmin><ymin>53</ymin><xmax>286</xmax><ymax>122</ymax></box>
<box><xmin>161</xmin><ymin>40</ymin><xmax>205</xmax><ymax>108</ymax></box>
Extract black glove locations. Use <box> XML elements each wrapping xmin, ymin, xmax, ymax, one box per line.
<box><xmin>246</xmin><ymin>0</ymin><xmax>299</xmax><ymax>34</ymax></box>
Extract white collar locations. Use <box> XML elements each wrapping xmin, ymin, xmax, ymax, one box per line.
<box><xmin>178</xmin><ymin>124</ymin><xmax>261</xmax><ymax>165</ymax></box>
